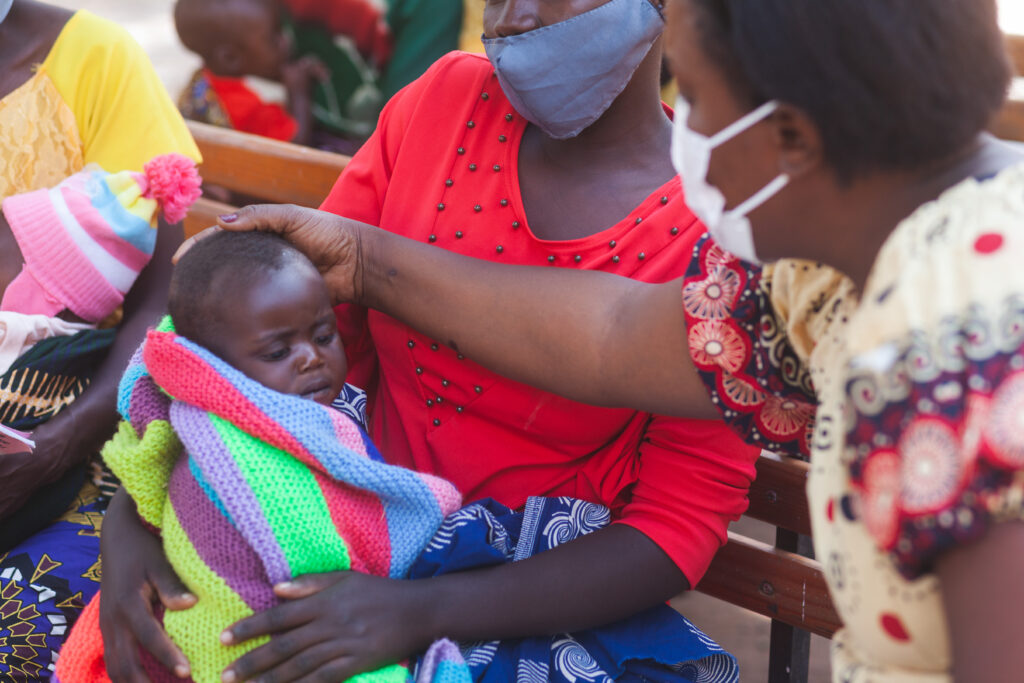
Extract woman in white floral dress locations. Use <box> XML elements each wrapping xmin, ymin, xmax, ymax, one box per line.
<box><xmin>194</xmin><ymin>0</ymin><xmax>1023</xmax><ymax>680</ymax></box>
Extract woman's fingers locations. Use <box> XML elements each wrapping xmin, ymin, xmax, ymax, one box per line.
<box><xmin>223</xmin><ymin>597</ymin><xmax>316</xmax><ymax>645</ymax></box>
<box><xmin>101</xmin><ymin>590</ymin><xmax>191</xmax><ymax>681</ymax></box>
<box><xmin>273</xmin><ymin>571</ymin><xmax>348</xmax><ymax>599</ymax></box>
<box><xmin>129</xmin><ymin>602</ymin><xmax>192</xmax><ymax>679</ymax></box>
<box><xmin>101</xmin><ymin>491</ymin><xmax>194</xmax><ymax>680</ymax></box>
<box><xmin>102</xmin><ymin>606</ymin><xmax>150</xmax><ymax>683</ymax></box>
<box><xmin>149</xmin><ymin>561</ymin><xmax>197</xmax><ymax>612</ymax></box>
<box><xmin>174</xmin><ymin>204</ymin><xmax>323</xmax><ymax>263</ymax></box>
<box><xmin>172</xmin><ymin>225</ymin><xmax>222</xmax><ymax>263</ymax></box>
<box><xmin>216</xmin><ymin>203</ymin><xmax>310</xmax><ymax>238</ymax></box>
<box><xmin>222</xmin><ymin>626</ymin><xmax>334</xmax><ymax>683</ymax></box>
<box><xmin>176</xmin><ymin>203</ymin><xmax>369</xmax><ymax>304</ymax></box>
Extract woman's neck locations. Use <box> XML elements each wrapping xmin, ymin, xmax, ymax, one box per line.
<box><xmin>0</xmin><ymin>1</ymin><xmax>72</xmax><ymax>101</ymax></box>
<box><xmin>514</xmin><ymin>42</ymin><xmax>676</xmax><ymax>241</ymax></box>
<box><xmin>813</xmin><ymin>136</ymin><xmax>1023</xmax><ymax>292</ymax></box>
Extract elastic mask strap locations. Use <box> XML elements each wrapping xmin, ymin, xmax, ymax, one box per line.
<box><xmin>707</xmin><ymin>101</ymin><xmax>778</xmax><ymax>149</ymax></box>
<box><xmin>730</xmin><ymin>174</ymin><xmax>790</xmax><ymax>218</ymax></box>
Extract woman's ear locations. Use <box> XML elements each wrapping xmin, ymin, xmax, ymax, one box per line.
<box><xmin>771</xmin><ymin>103</ymin><xmax>824</xmax><ymax>178</ymax></box>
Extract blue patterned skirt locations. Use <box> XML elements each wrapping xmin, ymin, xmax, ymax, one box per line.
<box><xmin>410</xmin><ymin>497</ymin><xmax>739</xmax><ymax>683</ymax></box>
<box><xmin>0</xmin><ymin>483</ymin><xmax>105</xmax><ymax>681</ymax></box>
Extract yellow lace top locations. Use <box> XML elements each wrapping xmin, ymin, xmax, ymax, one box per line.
<box><xmin>0</xmin><ymin>10</ymin><xmax>200</xmax><ymax>202</ymax></box>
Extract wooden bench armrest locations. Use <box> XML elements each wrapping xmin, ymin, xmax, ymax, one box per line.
<box><xmin>184</xmin><ymin>197</ymin><xmax>237</xmax><ymax>239</ymax></box>
<box><xmin>1007</xmin><ymin>34</ymin><xmax>1024</xmax><ymax>76</ymax></box>
<box><xmin>697</xmin><ymin>531</ymin><xmax>841</xmax><ymax>639</ymax></box>
<box><xmin>996</xmin><ymin>34</ymin><xmax>1024</xmax><ymax>143</ymax></box>
<box><xmin>746</xmin><ymin>452</ymin><xmax>812</xmax><ymax>537</ymax></box>
<box><xmin>188</xmin><ymin>121</ymin><xmax>349</xmax><ymax>208</ymax></box>
<box><xmin>992</xmin><ymin>100</ymin><xmax>1024</xmax><ymax>144</ymax></box>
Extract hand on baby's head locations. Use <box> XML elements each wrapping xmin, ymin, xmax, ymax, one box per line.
<box><xmin>169</xmin><ymin>230</ymin><xmax>348</xmax><ymax>405</ymax></box>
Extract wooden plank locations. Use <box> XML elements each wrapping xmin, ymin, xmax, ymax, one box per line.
<box><xmin>188</xmin><ymin>121</ymin><xmax>349</xmax><ymax>207</ymax></box>
<box><xmin>696</xmin><ymin>532</ymin><xmax>842</xmax><ymax>639</ymax></box>
<box><xmin>746</xmin><ymin>453</ymin><xmax>812</xmax><ymax>537</ymax></box>
<box><xmin>1006</xmin><ymin>34</ymin><xmax>1024</xmax><ymax>76</ymax></box>
<box><xmin>184</xmin><ymin>197</ymin><xmax>237</xmax><ymax>239</ymax></box>
<box><xmin>767</xmin><ymin>531</ymin><xmax>815</xmax><ymax>683</ymax></box>
<box><xmin>992</xmin><ymin>99</ymin><xmax>1024</xmax><ymax>143</ymax></box>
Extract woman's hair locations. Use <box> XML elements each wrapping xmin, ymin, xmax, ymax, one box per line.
<box><xmin>685</xmin><ymin>0</ymin><xmax>1012</xmax><ymax>180</ymax></box>
<box><xmin>169</xmin><ymin>230</ymin><xmax>308</xmax><ymax>350</ymax></box>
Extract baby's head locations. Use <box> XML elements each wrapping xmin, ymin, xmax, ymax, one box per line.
<box><xmin>169</xmin><ymin>231</ymin><xmax>347</xmax><ymax>405</ymax></box>
<box><xmin>174</xmin><ymin>0</ymin><xmax>290</xmax><ymax>80</ymax></box>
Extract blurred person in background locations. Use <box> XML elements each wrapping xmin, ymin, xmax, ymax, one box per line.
<box><xmin>176</xmin><ymin>0</ymin><xmax>462</xmax><ymax>153</ymax></box>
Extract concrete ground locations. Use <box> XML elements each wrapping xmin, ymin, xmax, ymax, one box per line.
<box><xmin>46</xmin><ymin>1</ymin><xmax>1024</xmax><ymax>680</ymax></box>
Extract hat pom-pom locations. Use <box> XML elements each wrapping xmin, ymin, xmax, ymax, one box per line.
<box><xmin>143</xmin><ymin>153</ymin><xmax>202</xmax><ymax>225</ymax></box>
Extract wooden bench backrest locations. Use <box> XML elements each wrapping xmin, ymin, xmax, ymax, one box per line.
<box><xmin>701</xmin><ymin>454</ymin><xmax>840</xmax><ymax>639</ymax></box>
<box><xmin>992</xmin><ymin>34</ymin><xmax>1024</xmax><ymax>142</ymax></box>
<box><xmin>184</xmin><ymin>121</ymin><xmax>351</xmax><ymax>238</ymax></box>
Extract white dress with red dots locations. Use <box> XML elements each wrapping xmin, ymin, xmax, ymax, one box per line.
<box><xmin>680</xmin><ymin>162</ymin><xmax>1024</xmax><ymax>681</ymax></box>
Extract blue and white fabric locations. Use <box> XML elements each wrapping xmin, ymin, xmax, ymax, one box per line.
<box><xmin>410</xmin><ymin>496</ymin><xmax>740</xmax><ymax>683</ymax></box>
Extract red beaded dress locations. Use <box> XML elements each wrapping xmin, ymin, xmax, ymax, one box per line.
<box><xmin>321</xmin><ymin>52</ymin><xmax>761</xmax><ymax>585</ymax></box>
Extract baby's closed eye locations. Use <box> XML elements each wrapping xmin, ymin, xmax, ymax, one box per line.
<box><xmin>260</xmin><ymin>346</ymin><xmax>291</xmax><ymax>361</ymax></box>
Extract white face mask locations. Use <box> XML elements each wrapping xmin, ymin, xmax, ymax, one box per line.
<box><xmin>671</xmin><ymin>96</ymin><xmax>789</xmax><ymax>264</ymax></box>
<box><xmin>0</xmin><ymin>0</ymin><xmax>12</xmax><ymax>25</ymax></box>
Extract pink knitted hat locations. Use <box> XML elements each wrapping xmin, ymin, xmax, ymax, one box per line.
<box><xmin>0</xmin><ymin>154</ymin><xmax>201</xmax><ymax>323</ymax></box>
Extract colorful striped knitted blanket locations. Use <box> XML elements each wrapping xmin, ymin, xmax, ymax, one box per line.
<box><xmin>56</xmin><ymin>317</ymin><xmax>464</xmax><ymax>683</ymax></box>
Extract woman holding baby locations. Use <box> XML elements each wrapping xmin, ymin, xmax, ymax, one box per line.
<box><xmin>99</xmin><ymin>0</ymin><xmax>762</xmax><ymax>681</ymax></box>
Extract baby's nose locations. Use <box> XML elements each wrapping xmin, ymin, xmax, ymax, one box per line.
<box><xmin>297</xmin><ymin>345</ymin><xmax>325</xmax><ymax>370</ymax></box>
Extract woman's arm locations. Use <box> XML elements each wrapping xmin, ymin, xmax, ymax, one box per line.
<box><xmin>100</xmin><ymin>489</ymin><xmax>196</xmax><ymax>682</ymax></box>
<box><xmin>40</xmin><ymin>219</ymin><xmax>180</xmax><ymax>462</ymax></box>
<box><xmin>937</xmin><ymin>520</ymin><xmax>1024</xmax><ymax>682</ymax></box>
<box><xmin>0</xmin><ymin>220</ymin><xmax>181</xmax><ymax>517</ymax></box>
<box><xmin>214</xmin><ymin>205</ymin><xmax>718</xmax><ymax>420</ymax></box>
<box><xmin>222</xmin><ymin>524</ymin><xmax>686</xmax><ymax>681</ymax></box>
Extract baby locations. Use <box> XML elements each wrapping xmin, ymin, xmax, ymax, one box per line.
<box><xmin>168</xmin><ymin>229</ymin><xmax>358</xmax><ymax>415</ymax></box>
<box><xmin>55</xmin><ymin>231</ymin><xmax>465</xmax><ymax>683</ymax></box>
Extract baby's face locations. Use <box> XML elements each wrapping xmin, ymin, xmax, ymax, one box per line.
<box><xmin>197</xmin><ymin>3</ymin><xmax>290</xmax><ymax>81</ymax></box>
<box><xmin>213</xmin><ymin>263</ymin><xmax>347</xmax><ymax>405</ymax></box>
<box><xmin>231</xmin><ymin>8</ymin><xmax>291</xmax><ymax>81</ymax></box>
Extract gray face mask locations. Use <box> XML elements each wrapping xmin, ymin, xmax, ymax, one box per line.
<box><xmin>0</xmin><ymin>0</ymin><xmax>13</xmax><ymax>25</ymax></box>
<box><xmin>482</xmin><ymin>0</ymin><xmax>664</xmax><ymax>140</ymax></box>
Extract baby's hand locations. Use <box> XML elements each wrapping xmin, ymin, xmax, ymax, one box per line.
<box><xmin>281</xmin><ymin>56</ymin><xmax>328</xmax><ymax>91</ymax></box>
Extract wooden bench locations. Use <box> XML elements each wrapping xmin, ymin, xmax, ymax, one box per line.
<box><xmin>182</xmin><ymin>37</ymin><xmax>1024</xmax><ymax>679</ymax></box>
<box><xmin>993</xmin><ymin>34</ymin><xmax>1024</xmax><ymax>142</ymax></box>
<box><xmin>183</xmin><ymin>121</ymin><xmax>349</xmax><ymax>238</ymax></box>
